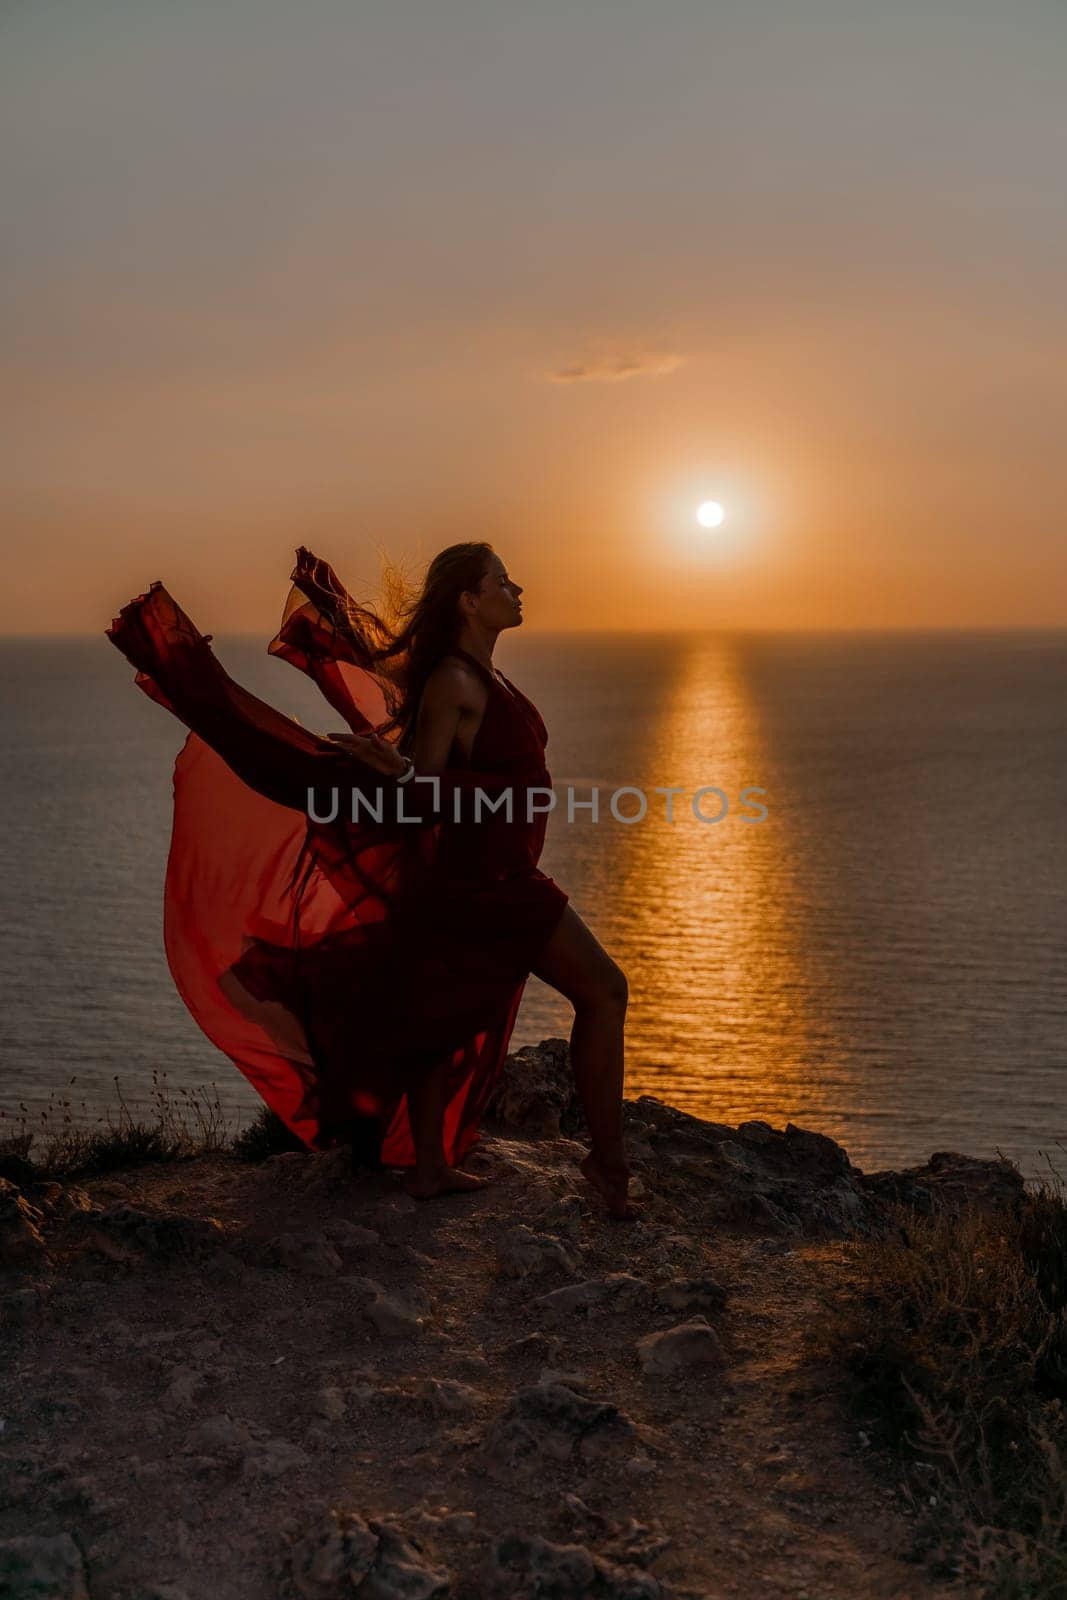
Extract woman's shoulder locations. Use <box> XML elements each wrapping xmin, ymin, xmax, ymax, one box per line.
<box><xmin>433</xmin><ymin>651</ymin><xmax>487</xmax><ymax>682</ymax></box>
<box><xmin>427</xmin><ymin>654</ymin><xmax>491</xmax><ymax>707</ymax></box>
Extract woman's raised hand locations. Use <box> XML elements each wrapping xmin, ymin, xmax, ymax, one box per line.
<box><xmin>326</xmin><ymin>730</ymin><xmax>407</xmax><ymax>776</ymax></box>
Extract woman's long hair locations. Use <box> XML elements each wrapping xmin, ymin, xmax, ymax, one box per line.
<box><xmin>277</xmin><ymin>542</ymin><xmax>495</xmax><ymax>755</ymax></box>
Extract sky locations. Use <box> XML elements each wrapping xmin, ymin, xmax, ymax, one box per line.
<box><xmin>3</xmin><ymin>0</ymin><xmax>1065</xmax><ymax>634</ymax></box>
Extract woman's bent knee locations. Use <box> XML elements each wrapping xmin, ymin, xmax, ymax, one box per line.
<box><xmin>602</xmin><ymin>961</ymin><xmax>628</xmax><ymax>1013</ymax></box>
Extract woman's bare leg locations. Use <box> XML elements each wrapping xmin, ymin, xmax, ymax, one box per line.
<box><xmin>403</xmin><ymin>1060</ymin><xmax>492</xmax><ymax>1199</ymax></box>
<box><xmin>531</xmin><ymin>905</ymin><xmax>634</xmax><ymax>1219</ymax></box>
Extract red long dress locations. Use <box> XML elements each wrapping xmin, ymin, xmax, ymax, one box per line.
<box><xmin>105</xmin><ymin>549</ymin><xmax>569</xmax><ymax>1167</ymax></box>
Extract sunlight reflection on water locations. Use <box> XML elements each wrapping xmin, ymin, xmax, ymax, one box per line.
<box><xmin>2</xmin><ymin>630</ymin><xmax>1064</xmax><ymax>1179</ymax></box>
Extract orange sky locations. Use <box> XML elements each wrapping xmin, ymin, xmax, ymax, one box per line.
<box><xmin>3</xmin><ymin>2</ymin><xmax>1065</xmax><ymax>634</ymax></box>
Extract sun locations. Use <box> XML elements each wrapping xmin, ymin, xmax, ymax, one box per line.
<box><xmin>696</xmin><ymin>500</ymin><xmax>725</xmax><ymax>529</ymax></box>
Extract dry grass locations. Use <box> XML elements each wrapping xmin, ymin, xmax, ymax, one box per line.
<box><xmin>815</xmin><ymin>1164</ymin><xmax>1067</xmax><ymax>1598</ymax></box>
<box><xmin>0</xmin><ymin>1069</ymin><xmax>240</xmax><ymax>1180</ymax></box>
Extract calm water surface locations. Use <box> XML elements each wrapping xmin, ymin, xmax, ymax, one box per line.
<box><xmin>1</xmin><ymin>630</ymin><xmax>1064</xmax><ymax>1178</ymax></box>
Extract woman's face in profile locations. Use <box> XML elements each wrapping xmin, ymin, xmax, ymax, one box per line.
<box><xmin>469</xmin><ymin>553</ymin><xmax>524</xmax><ymax>630</ymax></box>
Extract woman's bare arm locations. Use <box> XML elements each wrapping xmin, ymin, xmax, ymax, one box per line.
<box><xmin>326</xmin><ymin>659</ymin><xmax>488</xmax><ymax>779</ymax></box>
<box><xmin>411</xmin><ymin>660</ymin><xmax>486</xmax><ymax>774</ymax></box>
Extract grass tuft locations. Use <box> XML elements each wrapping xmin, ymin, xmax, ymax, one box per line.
<box><xmin>816</xmin><ymin>1157</ymin><xmax>1067</xmax><ymax>1598</ymax></box>
<box><xmin>230</xmin><ymin>1104</ymin><xmax>307</xmax><ymax>1162</ymax></box>
<box><xmin>0</xmin><ymin>1070</ymin><xmax>241</xmax><ymax>1180</ymax></box>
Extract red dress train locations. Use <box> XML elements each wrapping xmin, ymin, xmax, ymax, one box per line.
<box><xmin>105</xmin><ymin>549</ymin><xmax>569</xmax><ymax>1166</ymax></box>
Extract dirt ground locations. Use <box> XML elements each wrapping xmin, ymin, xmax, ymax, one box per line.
<box><xmin>0</xmin><ymin>1132</ymin><xmax>971</xmax><ymax>1600</ymax></box>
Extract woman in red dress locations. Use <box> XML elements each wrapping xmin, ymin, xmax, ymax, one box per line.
<box><xmin>106</xmin><ymin>543</ymin><xmax>634</xmax><ymax>1217</ymax></box>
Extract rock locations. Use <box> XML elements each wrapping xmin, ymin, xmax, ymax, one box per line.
<box><xmin>412</xmin><ymin>1377</ymin><xmax>482</xmax><ymax>1417</ymax></box>
<box><xmin>28</xmin><ymin>1183</ymin><xmax>93</xmax><ymax>1221</ymax></box>
<box><xmin>88</xmin><ymin>1179</ymin><xmax>133</xmax><ymax>1199</ymax></box>
<box><xmin>561</xmin><ymin>1493</ymin><xmax>609</xmax><ymax>1531</ymax></box>
<box><xmin>496</xmin><ymin>1226</ymin><xmax>577</xmax><ymax>1280</ymax></box>
<box><xmin>494</xmin><ymin>1533</ymin><xmax>662</xmax><ymax>1598</ymax></box>
<box><xmin>314</xmin><ymin>1386</ymin><xmax>347</xmax><ymax>1421</ymax></box>
<box><xmin>748</xmin><ymin>1238</ymin><xmax>793</xmax><ymax>1258</ymax></box>
<box><xmin>782</xmin><ymin>1122</ymin><xmax>855</xmax><ymax>1176</ymax></box>
<box><xmin>535</xmin><ymin>1193</ymin><xmax>585</xmax><ymax>1238</ymax></box>
<box><xmin>289</xmin><ymin>1511</ymin><xmax>448</xmax><ymax>1600</ymax></box>
<box><xmin>243</xmin><ymin>1434</ymin><xmax>308</xmax><ymax>1479</ymax></box>
<box><xmin>453</xmin><ymin>1351</ymin><xmax>490</xmax><ymax>1379</ymax></box>
<box><xmin>98</xmin><ymin>1315</ymin><xmax>134</xmax><ymax>1345</ymax></box>
<box><xmin>43</xmin><ymin>1472</ymin><xmax>102</xmax><ymax>1516</ymax></box>
<box><xmin>494</xmin><ymin>1533</ymin><xmax>596</xmax><ymax>1596</ymax></box>
<box><xmin>184</xmin><ymin>1413</ymin><xmax>253</xmax><ymax>1458</ymax></box>
<box><xmin>267</xmin><ymin>1231</ymin><xmax>343</xmax><ymax>1277</ymax></box>
<box><xmin>859</xmin><ymin>1150</ymin><xmax>1026</xmax><ymax>1216</ymax></box>
<box><xmin>486</xmin><ymin>1383</ymin><xmax>635</xmax><ymax>1471</ymax></box>
<box><xmin>602</xmin><ymin>1517</ymin><xmax>672</xmax><ymax>1569</ymax></box>
<box><xmin>0</xmin><ymin>1178</ymin><xmax>49</xmax><ymax>1270</ymax></box>
<box><xmin>533</xmin><ymin>1273</ymin><xmax>648</xmax><ymax>1319</ymax></box>
<box><xmin>741</xmin><ymin>1192</ymin><xmax>802</xmax><ymax>1234</ymax></box>
<box><xmin>134</xmin><ymin>1327</ymin><xmax>185</xmax><ymax>1350</ymax></box>
<box><xmin>494</xmin><ymin>1330</ymin><xmax>563</xmax><ymax>1367</ymax></box>
<box><xmin>659</xmin><ymin>1231</ymin><xmax>700</xmax><ymax>1251</ymax></box>
<box><xmin>484</xmin><ymin>1038</ymin><xmax>581</xmax><ymax>1137</ymax></box>
<box><xmin>404</xmin><ymin>1507</ymin><xmax>477</xmax><ymax>1542</ymax></box>
<box><xmin>67</xmin><ymin>1202</ymin><xmax>225</xmax><ymax>1261</ymax></box>
<box><xmin>809</xmin><ymin>1176</ymin><xmax>870</xmax><ymax>1232</ymax></box>
<box><xmin>344</xmin><ymin>1370</ymin><xmax>382</xmax><ymax>1407</ymax></box>
<box><xmin>322</xmin><ymin>1218</ymin><xmax>382</xmax><ymax>1249</ymax></box>
<box><xmin>538</xmin><ymin>1368</ymin><xmax>596</xmax><ymax>1392</ymax></box>
<box><xmin>183</xmin><ymin>1408</ymin><xmax>308</xmax><ymax>1478</ymax></box>
<box><xmin>370</xmin><ymin>1521</ymin><xmax>450</xmax><ymax>1599</ymax></box>
<box><xmin>161</xmin><ymin>1363</ymin><xmax>209</xmax><ymax>1412</ymax></box>
<box><xmin>636</xmin><ymin>1318</ymin><xmax>723</xmax><ymax>1378</ymax></box>
<box><xmin>0</xmin><ymin>1532</ymin><xmax>89</xmax><ymax>1599</ymax></box>
<box><xmin>296</xmin><ymin>1146</ymin><xmax>355</xmax><ymax>1188</ymax></box>
<box><xmin>289</xmin><ymin>1509</ymin><xmax>378</xmax><ymax>1597</ymax></box>
<box><xmin>626</xmin><ymin>1096</ymin><xmax>882</xmax><ymax>1237</ymax></box>
<box><xmin>655</xmin><ymin>1275</ymin><xmax>728</xmax><ymax>1316</ymax></box>
<box><xmin>349</xmin><ymin>1277</ymin><xmax>426</xmax><ymax>1338</ymax></box>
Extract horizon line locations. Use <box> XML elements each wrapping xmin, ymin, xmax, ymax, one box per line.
<box><xmin>4</xmin><ymin>622</ymin><xmax>1067</xmax><ymax>642</ymax></box>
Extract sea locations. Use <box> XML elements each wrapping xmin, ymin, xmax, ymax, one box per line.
<box><xmin>1</xmin><ymin>629</ymin><xmax>1064</xmax><ymax>1180</ymax></box>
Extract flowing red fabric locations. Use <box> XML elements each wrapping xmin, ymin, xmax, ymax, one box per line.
<box><xmin>105</xmin><ymin>549</ymin><xmax>568</xmax><ymax>1166</ymax></box>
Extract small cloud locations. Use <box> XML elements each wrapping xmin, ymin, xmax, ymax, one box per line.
<box><xmin>547</xmin><ymin>352</ymin><xmax>685</xmax><ymax>384</ymax></box>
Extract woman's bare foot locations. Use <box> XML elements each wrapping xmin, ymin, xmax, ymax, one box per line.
<box><xmin>404</xmin><ymin>1165</ymin><xmax>493</xmax><ymax>1200</ymax></box>
<box><xmin>579</xmin><ymin>1151</ymin><xmax>638</xmax><ymax>1221</ymax></box>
